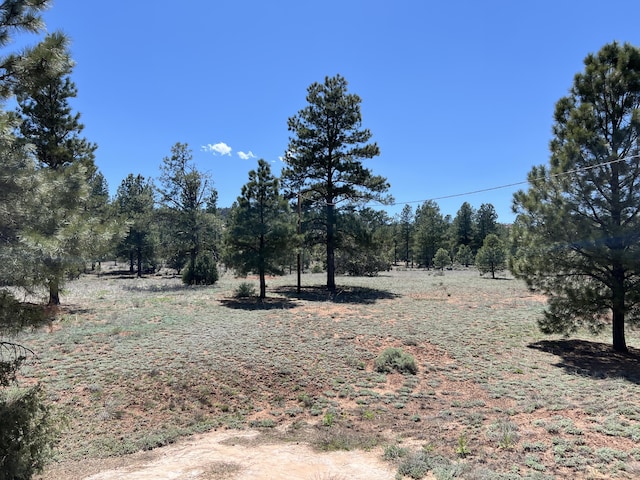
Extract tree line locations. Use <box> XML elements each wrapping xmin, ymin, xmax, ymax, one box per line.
<box><xmin>4</xmin><ymin>64</ymin><xmax>508</xmax><ymax>308</ymax></box>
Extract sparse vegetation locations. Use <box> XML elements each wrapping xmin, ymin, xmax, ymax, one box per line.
<box><xmin>12</xmin><ymin>268</ymin><xmax>640</xmax><ymax>479</ymax></box>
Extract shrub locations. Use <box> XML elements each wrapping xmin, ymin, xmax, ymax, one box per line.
<box><xmin>335</xmin><ymin>249</ymin><xmax>391</xmax><ymax>277</ymax></box>
<box><xmin>0</xmin><ymin>385</ymin><xmax>60</xmax><ymax>480</ymax></box>
<box><xmin>322</xmin><ymin>411</ymin><xmax>336</xmax><ymax>427</ymax></box>
<box><xmin>182</xmin><ymin>252</ymin><xmax>219</xmax><ymax>285</ymax></box>
<box><xmin>383</xmin><ymin>444</ymin><xmax>409</xmax><ymax>461</ymax></box>
<box><xmin>374</xmin><ymin>347</ymin><xmax>417</xmax><ymax>374</ymax></box>
<box><xmin>397</xmin><ymin>450</ymin><xmax>450</xmax><ymax>479</ymax></box>
<box><xmin>487</xmin><ymin>418</ymin><xmax>520</xmax><ymax>449</ymax></box>
<box><xmin>314</xmin><ymin>426</ymin><xmax>382</xmax><ymax>452</ymax></box>
<box><xmin>234</xmin><ymin>282</ymin><xmax>256</xmax><ymax>298</ymax></box>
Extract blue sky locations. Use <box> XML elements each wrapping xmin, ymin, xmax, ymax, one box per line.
<box><xmin>28</xmin><ymin>1</ymin><xmax>640</xmax><ymax>223</ymax></box>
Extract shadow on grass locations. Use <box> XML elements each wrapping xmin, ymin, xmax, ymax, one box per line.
<box><xmin>97</xmin><ymin>270</ymin><xmax>182</xmax><ymax>282</ymax></box>
<box><xmin>219</xmin><ymin>297</ymin><xmax>298</xmax><ymax>310</ymax></box>
<box><xmin>60</xmin><ymin>305</ymin><xmax>95</xmax><ymax>316</ymax></box>
<box><xmin>529</xmin><ymin>339</ymin><xmax>640</xmax><ymax>384</ymax></box>
<box><xmin>122</xmin><ymin>283</ymin><xmax>213</xmax><ymax>293</ymax></box>
<box><xmin>273</xmin><ymin>284</ymin><xmax>399</xmax><ymax>304</ymax></box>
<box><xmin>96</xmin><ymin>270</ymin><xmax>144</xmax><ymax>279</ymax></box>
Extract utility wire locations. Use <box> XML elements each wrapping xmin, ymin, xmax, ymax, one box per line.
<box><xmin>373</xmin><ymin>154</ymin><xmax>640</xmax><ymax>209</ymax></box>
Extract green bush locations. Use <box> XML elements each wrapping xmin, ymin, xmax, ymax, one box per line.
<box><xmin>383</xmin><ymin>443</ymin><xmax>409</xmax><ymax>461</ymax></box>
<box><xmin>0</xmin><ymin>385</ymin><xmax>60</xmax><ymax>480</ymax></box>
<box><xmin>335</xmin><ymin>249</ymin><xmax>391</xmax><ymax>276</ymax></box>
<box><xmin>374</xmin><ymin>347</ymin><xmax>417</xmax><ymax>374</ymax></box>
<box><xmin>234</xmin><ymin>282</ymin><xmax>256</xmax><ymax>298</ymax></box>
<box><xmin>397</xmin><ymin>450</ymin><xmax>452</xmax><ymax>479</ymax></box>
<box><xmin>182</xmin><ymin>252</ymin><xmax>219</xmax><ymax>285</ymax></box>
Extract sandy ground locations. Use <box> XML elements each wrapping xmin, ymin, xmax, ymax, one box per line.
<box><xmin>52</xmin><ymin>429</ymin><xmax>398</xmax><ymax>480</ymax></box>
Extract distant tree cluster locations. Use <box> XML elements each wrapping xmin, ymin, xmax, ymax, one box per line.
<box><xmin>391</xmin><ymin>200</ymin><xmax>508</xmax><ymax>274</ymax></box>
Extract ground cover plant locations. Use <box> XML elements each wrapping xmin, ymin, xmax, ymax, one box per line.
<box><xmin>15</xmin><ymin>267</ymin><xmax>640</xmax><ymax>479</ymax></box>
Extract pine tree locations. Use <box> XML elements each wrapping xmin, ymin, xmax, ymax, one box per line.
<box><xmin>473</xmin><ymin>203</ymin><xmax>498</xmax><ymax>251</ymax></box>
<box><xmin>224</xmin><ymin>160</ymin><xmax>295</xmax><ymax>298</ymax></box>
<box><xmin>512</xmin><ymin>42</ymin><xmax>640</xmax><ymax>352</ymax></box>
<box><xmin>335</xmin><ymin>207</ymin><xmax>393</xmax><ymax>276</ymax></box>
<box><xmin>413</xmin><ymin>200</ymin><xmax>447</xmax><ymax>269</ymax></box>
<box><xmin>282</xmin><ymin>75</ymin><xmax>391</xmax><ymax>291</ymax></box>
<box><xmin>158</xmin><ymin>142</ymin><xmax>219</xmax><ymax>284</ymax></box>
<box><xmin>476</xmin><ymin>234</ymin><xmax>506</xmax><ymax>279</ymax></box>
<box><xmin>455</xmin><ymin>244</ymin><xmax>474</xmax><ymax>268</ymax></box>
<box><xmin>397</xmin><ymin>204</ymin><xmax>413</xmax><ymax>267</ymax></box>
<box><xmin>0</xmin><ymin>3</ymin><xmax>63</xmax><ymax>476</ymax></box>
<box><xmin>15</xmin><ymin>34</ymin><xmax>96</xmax><ymax>170</ymax></box>
<box><xmin>433</xmin><ymin>248</ymin><xmax>451</xmax><ymax>271</ymax></box>
<box><xmin>115</xmin><ymin>174</ymin><xmax>156</xmax><ymax>276</ymax></box>
<box><xmin>452</xmin><ymin>202</ymin><xmax>475</xmax><ymax>250</ymax></box>
<box><xmin>13</xmin><ymin>36</ymin><xmax>98</xmax><ymax>305</ymax></box>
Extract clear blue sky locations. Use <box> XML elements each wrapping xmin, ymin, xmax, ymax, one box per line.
<box><xmin>28</xmin><ymin>1</ymin><xmax>640</xmax><ymax>223</ymax></box>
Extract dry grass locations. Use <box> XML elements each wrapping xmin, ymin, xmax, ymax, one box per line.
<box><xmin>16</xmin><ymin>266</ymin><xmax>640</xmax><ymax>479</ymax></box>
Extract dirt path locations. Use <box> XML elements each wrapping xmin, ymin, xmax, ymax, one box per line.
<box><xmin>45</xmin><ymin>430</ymin><xmax>398</xmax><ymax>480</ymax></box>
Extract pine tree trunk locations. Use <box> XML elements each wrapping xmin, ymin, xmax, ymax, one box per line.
<box><xmin>190</xmin><ymin>249</ymin><xmax>197</xmax><ymax>277</ymax></box>
<box><xmin>326</xmin><ymin>203</ymin><xmax>336</xmax><ymax>292</ymax></box>
<box><xmin>136</xmin><ymin>246</ymin><xmax>142</xmax><ymax>278</ymax></box>
<box><xmin>259</xmin><ymin>269</ymin><xmax>266</xmax><ymax>300</ymax></box>
<box><xmin>48</xmin><ymin>278</ymin><xmax>60</xmax><ymax>306</ymax></box>
<box><xmin>612</xmin><ymin>267</ymin><xmax>628</xmax><ymax>353</ymax></box>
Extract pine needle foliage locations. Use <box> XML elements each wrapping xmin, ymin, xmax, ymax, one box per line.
<box><xmin>224</xmin><ymin>159</ymin><xmax>295</xmax><ymax>298</ymax></box>
<box><xmin>282</xmin><ymin>74</ymin><xmax>392</xmax><ymax>291</ymax></box>
<box><xmin>512</xmin><ymin>42</ymin><xmax>640</xmax><ymax>352</ymax></box>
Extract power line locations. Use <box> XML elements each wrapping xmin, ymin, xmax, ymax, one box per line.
<box><xmin>290</xmin><ymin>154</ymin><xmax>639</xmax><ymax>210</ymax></box>
<box><xmin>377</xmin><ymin>154</ymin><xmax>640</xmax><ymax>209</ymax></box>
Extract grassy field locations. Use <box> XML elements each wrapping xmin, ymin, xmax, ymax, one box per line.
<box><xmin>16</xmin><ymin>267</ymin><xmax>640</xmax><ymax>479</ymax></box>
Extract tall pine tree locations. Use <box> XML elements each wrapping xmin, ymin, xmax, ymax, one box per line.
<box><xmin>0</xmin><ymin>3</ymin><xmax>64</xmax><ymax>476</ymax></box>
<box><xmin>158</xmin><ymin>142</ymin><xmax>219</xmax><ymax>284</ymax></box>
<box><xmin>224</xmin><ymin>159</ymin><xmax>295</xmax><ymax>299</ymax></box>
<box><xmin>512</xmin><ymin>42</ymin><xmax>640</xmax><ymax>352</ymax></box>
<box><xmin>282</xmin><ymin>75</ymin><xmax>391</xmax><ymax>291</ymax></box>
<box><xmin>14</xmin><ymin>35</ymin><xmax>99</xmax><ymax>304</ymax></box>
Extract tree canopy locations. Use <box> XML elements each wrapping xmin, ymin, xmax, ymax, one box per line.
<box><xmin>476</xmin><ymin>234</ymin><xmax>506</xmax><ymax>279</ymax></box>
<box><xmin>511</xmin><ymin>41</ymin><xmax>640</xmax><ymax>353</ymax></box>
<box><xmin>158</xmin><ymin>142</ymin><xmax>219</xmax><ymax>284</ymax></box>
<box><xmin>282</xmin><ymin>74</ymin><xmax>391</xmax><ymax>290</ymax></box>
<box><xmin>0</xmin><ymin>2</ymin><xmax>65</xmax><ymax>475</ymax></box>
<box><xmin>224</xmin><ymin>159</ymin><xmax>295</xmax><ymax>298</ymax></box>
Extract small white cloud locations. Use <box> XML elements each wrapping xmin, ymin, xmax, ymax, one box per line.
<box><xmin>237</xmin><ymin>150</ymin><xmax>256</xmax><ymax>160</ymax></box>
<box><xmin>202</xmin><ymin>142</ymin><xmax>232</xmax><ymax>156</ymax></box>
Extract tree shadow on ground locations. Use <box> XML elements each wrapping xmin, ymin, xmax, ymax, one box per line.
<box><xmin>528</xmin><ymin>339</ymin><xmax>640</xmax><ymax>384</ymax></box>
<box><xmin>219</xmin><ymin>297</ymin><xmax>298</xmax><ymax>311</ymax></box>
<box><xmin>60</xmin><ymin>305</ymin><xmax>95</xmax><ymax>317</ymax></box>
<box><xmin>121</xmin><ymin>283</ymin><xmax>210</xmax><ymax>293</ymax></box>
<box><xmin>96</xmin><ymin>270</ymin><xmax>142</xmax><ymax>279</ymax></box>
<box><xmin>273</xmin><ymin>285</ymin><xmax>399</xmax><ymax>304</ymax></box>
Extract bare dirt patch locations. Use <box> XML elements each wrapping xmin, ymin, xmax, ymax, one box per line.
<box><xmin>44</xmin><ymin>429</ymin><xmax>396</xmax><ymax>480</ymax></box>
